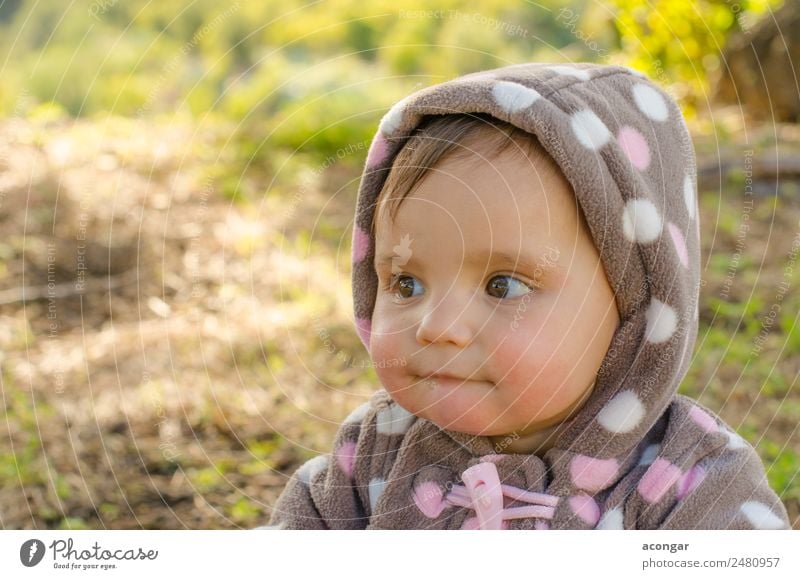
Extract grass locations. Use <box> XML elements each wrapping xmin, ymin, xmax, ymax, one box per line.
<box><xmin>0</xmin><ymin>114</ymin><xmax>797</xmax><ymax>529</ymax></box>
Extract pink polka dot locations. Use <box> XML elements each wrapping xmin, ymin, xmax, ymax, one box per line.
<box><xmin>689</xmin><ymin>406</ymin><xmax>718</xmax><ymax>433</ymax></box>
<box><xmin>365</xmin><ymin>132</ymin><xmax>388</xmax><ymax>168</ymax></box>
<box><xmin>668</xmin><ymin>222</ymin><xmax>689</xmax><ymax>268</ymax></box>
<box><xmin>413</xmin><ymin>481</ymin><xmax>446</xmax><ymax>519</ymax></box>
<box><xmin>352</xmin><ymin>225</ymin><xmax>370</xmax><ymax>263</ymax></box>
<box><xmin>355</xmin><ymin>316</ymin><xmax>371</xmax><ymax>349</ymax></box>
<box><xmin>570</xmin><ymin>455</ymin><xmax>620</xmax><ymax>492</ymax></box>
<box><xmin>569</xmin><ymin>494</ymin><xmax>600</xmax><ymax>525</ymax></box>
<box><xmin>335</xmin><ymin>440</ymin><xmax>357</xmax><ymax>478</ymax></box>
<box><xmin>638</xmin><ymin>457</ymin><xmax>682</xmax><ymax>503</ymax></box>
<box><xmin>676</xmin><ymin>465</ymin><xmax>706</xmax><ymax>500</ymax></box>
<box><xmin>617</xmin><ymin>126</ymin><xmax>651</xmax><ymax>170</ymax></box>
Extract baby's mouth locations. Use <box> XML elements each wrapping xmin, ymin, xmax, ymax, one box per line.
<box><xmin>417</xmin><ymin>374</ymin><xmax>475</xmax><ymax>389</ymax></box>
<box><xmin>417</xmin><ymin>375</ymin><xmax>439</xmax><ymax>389</ymax></box>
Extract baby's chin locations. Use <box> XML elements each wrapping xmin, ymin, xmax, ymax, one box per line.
<box><xmin>389</xmin><ymin>394</ymin><xmax>514</xmax><ymax>437</ymax></box>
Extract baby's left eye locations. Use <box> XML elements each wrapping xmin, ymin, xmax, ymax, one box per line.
<box><xmin>486</xmin><ymin>275</ymin><xmax>534</xmax><ymax>299</ymax></box>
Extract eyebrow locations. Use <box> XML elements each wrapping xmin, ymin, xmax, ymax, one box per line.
<box><xmin>374</xmin><ymin>248</ymin><xmax>561</xmax><ymax>278</ymax></box>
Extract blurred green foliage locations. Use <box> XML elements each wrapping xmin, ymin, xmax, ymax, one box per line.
<box><xmin>608</xmin><ymin>0</ymin><xmax>784</xmax><ymax>115</ymax></box>
<box><xmin>1</xmin><ymin>0</ymin><xmax>783</xmax><ymax>167</ymax></box>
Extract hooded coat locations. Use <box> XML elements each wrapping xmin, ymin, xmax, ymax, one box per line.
<box><xmin>264</xmin><ymin>62</ymin><xmax>791</xmax><ymax>530</ymax></box>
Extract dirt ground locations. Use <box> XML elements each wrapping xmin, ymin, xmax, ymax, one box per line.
<box><xmin>0</xmin><ymin>113</ymin><xmax>798</xmax><ymax>529</ymax></box>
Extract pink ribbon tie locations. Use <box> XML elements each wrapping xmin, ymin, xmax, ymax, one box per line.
<box><xmin>446</xmin><ymin>462</ymin><xmax>559</xmax><ymax>529</ymax></box>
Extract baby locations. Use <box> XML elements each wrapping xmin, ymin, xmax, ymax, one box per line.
<box><xmin>264</xmin><ymin>62</ymin><xmax>790</xmax><ymax>530</ymax></box>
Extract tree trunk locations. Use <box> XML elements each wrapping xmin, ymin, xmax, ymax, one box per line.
<box><xmin>714</xmin><ymin>0</ymin><xmax>800</xmax><ymax>123</ymax></box>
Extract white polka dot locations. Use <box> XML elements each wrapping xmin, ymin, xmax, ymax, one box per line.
<box><xmin>645</xmin><ymin>298</ymin><xmax>678</xmax><ymax>343</ymax></box>
<box><xmin>632</xmin><ymin>84</ymin><xmax>669</xmax><ymax>122</ymax></box>
<box><xmin>549</xmin><ymin>65</ymin><xmax>591</xmax><ymax>80</ymax></box>
<box><xmin>597</xmin><ymin>390</ymin><xmax>646</xmax><ymax>433</ymax></box>
<box><xmin>571</xmin><ymin>109</ymin><xmax>611</xmax><ymax>150</ymax></box>
<box><xmin>638</xmin><ymin>443</ymin><xmax>661</xmax><ymax>466</ymax></box>
<box><xmin>491</xmin><ymin>81</ymin><xmax>541</xmax><ymax>113</ymax></box>
<box><xmin>368</xmin><ymin>477</ymin><xmax>386</xmax><ymax>512</ymax></box>
<box><xmin>296</xmin><ymin>455</ymin><xmax>329</xmax><ymax>484</ymax></box>
<box><xmin>595</xmin><ymin>506</ymin><xmax>624</xmax><ymax>529</ymax></box>
<box><xmin>379</xmin><ymin>95</ymin><xmax>411</xmax><ymax>135</ymax></box>
<box><xmin>724</xmin><ymin>428</ymin><xmax>748</xmax><ymax>450</ymax></box>
<box><xmin>683</xmin><ymin>173</ymin><xmax>696</xmax><ymax>219</ymax></box>
<box><xmin>621</xmin><ymin>198</ymin><xmax>663</xmax><ymax>244</ymax></box>
<box><xmin>376</xmin><ymin>403</ymin><xmax>416</xmax><ymax>435</ymax></box>
<box><xmin>740</xmin><ymin>501</ymin><xmax>786</xmax><ymax>529</ymax></box>
<box><xmin>343</xmin><ymin>401</ymin><xmax>371</xmax><ymax>424</ymax></box>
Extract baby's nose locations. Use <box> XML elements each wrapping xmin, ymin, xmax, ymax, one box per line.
<box><xmin>415</xmin><ymin>291</ymin><xmax>475</xmax><ymax>347</ymax></box>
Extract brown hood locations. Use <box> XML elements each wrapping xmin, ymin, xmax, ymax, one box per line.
<box><xmin>351</xmin><ymin>62</ymin><xmax>701</xmax><ymax>463</ymax></box>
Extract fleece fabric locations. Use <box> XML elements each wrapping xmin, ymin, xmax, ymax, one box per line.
<box><xmin>263</xmin><ymin>62</ymin><xmax>791</xmax><ymax>530</ymax></box>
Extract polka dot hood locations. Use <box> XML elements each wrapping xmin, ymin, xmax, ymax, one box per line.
<box><xmin>265</xmin><ymin>62</ymin><xmax>790</xmax><ymax>530</ymax></box>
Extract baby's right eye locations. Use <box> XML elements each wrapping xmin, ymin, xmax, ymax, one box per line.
<box><xmin>387</xmin><ymin>274</ymin><xmax>424</xmax><ymax>299</ymax></box>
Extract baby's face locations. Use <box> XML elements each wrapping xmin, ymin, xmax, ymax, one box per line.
<box><xmin>370</xmin><ymin>143</ymin><xmax>620</xmax><ymax>440</ymax></box>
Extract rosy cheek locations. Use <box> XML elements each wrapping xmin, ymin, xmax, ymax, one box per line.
<box><xmin>368</xmin><ymin>322</ymin><xmax>407</xmax><ymax>387</ymax></box>
<box><xmin>491</xmin><ymin>330</ymin><xmax>558</xmax><ymax>388</ymax></box>
<box><xmin>497</xmin><ymin>326</ymin><xmax>539</xmax><ymax>364</ymax></box>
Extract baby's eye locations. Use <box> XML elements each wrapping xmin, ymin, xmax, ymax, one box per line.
<box><xmin>486</xmin><ymin>275</ymin><xmax>534</xmax><ymax>299</ymax></box>
<box><xmin>388</xmin><ymin>274</ymin><xmax>424</xmax><ymax>299</ymax></box>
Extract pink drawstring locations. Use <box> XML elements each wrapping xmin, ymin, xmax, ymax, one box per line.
<box><xmin>444</xmin><ymin>461</ymin><xmax>559</xmax><ymax>529</ymax></box>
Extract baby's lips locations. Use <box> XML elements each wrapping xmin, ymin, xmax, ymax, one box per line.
<box><xmin>418</xmin><ymin>375</ymin><xmax>439</xmax><ymax>389</ymax></box>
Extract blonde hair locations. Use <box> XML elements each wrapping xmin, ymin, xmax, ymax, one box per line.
<box><xmin>370</xmin><ymin>113</ymin><xmax>563</xmax><ymax>236</ymax></box>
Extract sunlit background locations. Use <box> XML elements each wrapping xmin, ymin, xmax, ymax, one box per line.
<box><xmin>0</xmin><ymin>0</ymin><xmax>797</xmax><ymax>529</ymax></box>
